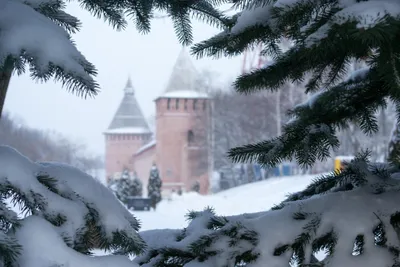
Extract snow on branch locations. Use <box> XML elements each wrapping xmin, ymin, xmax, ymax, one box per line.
<box><xmin>196</xmin><ymin>0</ymin><xmax>400</xmax><ymax>62</ymax></box>
<box><xmin>136</xmin><ymin>155</ymin><xmax>400</xmax><ymax>266</ymax></box>
<box><xmin>0</xmin><ymin>0</ymin><xmax>98</xmax><ymax>95</ymax></box>
<box><xmin>228</xmin><ymin>66</ymin><xmax>374</xmax><ymax>167</ymax></box>
<box><xmin>231</xmin><ymin>0</ymin><xmax>400</xmax><ymax>37</ymax></box>
<box><xmin>0</xmin><ymin>145</ymin><xmax>144</xmax><ymax>266</ymax></box>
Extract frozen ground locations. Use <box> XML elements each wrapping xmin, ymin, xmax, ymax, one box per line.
<box><xmin>92</xmin><ymin>174</ymin><xmax>318</xmax><ymax>256</ymax></box>
<box><xmin>135</xmin><ymin>174</ymin><xmax>317</xmax><ymax>231</ymax></box>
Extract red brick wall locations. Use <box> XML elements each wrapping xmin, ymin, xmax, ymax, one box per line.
<box><xmin>155</xmin><ymin>97</ymin><xmax>210</xmax><ymax>194</ymax></box>
<box><xmin>133</xmin><ymin>144</ymin><xmax>156</xmax><ymax>195</ymax></box>
<box><xmin>105</xmin><ymin>133</ymin><xmax>151</xmax><ymax>182</ymax></box>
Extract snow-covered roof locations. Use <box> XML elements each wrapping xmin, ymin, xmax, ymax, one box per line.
<box><xmin>104</xmin><ymin>127</ymin><xmax>151</xmax><ymax>135</ymax></box>
<box><xmin>106</xmin><ymin>77</ymin><xmax>151</xmax><ymax>133</ymax></box>
<box><xmin>163</xmin><ymin>47</ymin><xmax>198</xmax><ymax>94</ymax></box>
<box><xmin>158</xmin><ymin>90</ymin><xmax>209</xmax><ymax>99</ymax></box>
<box><xmin>135</xmin><ymin>140</ymin><xmax>156</xmax><ymax>155</ymax></box>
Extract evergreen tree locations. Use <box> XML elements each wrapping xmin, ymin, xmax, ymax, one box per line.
<box><xmin>0</xmin><ymin>0</ymin><xmax>226</xmax><ymax>118</ymax></box>
<box><xmin>0</xmin><ymin>146</ymin><xmax>145</xmax><ymax>267</ymax></box>
<box><xmin>112</xmin><ymin>169</ymin><xmax>143</xmax><ymax>204</ymax></box>
<box><xmin>147</xmin><ymin>164</ymin><xmax>162</xmax><ymax>210</ymax></box>
<box><xmin>114</xmin><ymin>169</ymin><xmax>133</xmax><ymax>204</ymax></box>
<box><xmin>132</xmin><ymin>171</ymin><xmax>143</xmax><ymax>197</ymax></box>
<box><xmin>136</xmin><ymin>1</ymin><xmax>400</xmax><ymax>266</ymax></box>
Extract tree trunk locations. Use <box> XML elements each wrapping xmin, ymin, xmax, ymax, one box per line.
<box><xmin>0</xmin><ymin>57</ymin><xmax>13</xmax><ymax>118</ymax></box>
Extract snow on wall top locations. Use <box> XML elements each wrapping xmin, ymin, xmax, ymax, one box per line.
<box><xmin>135</xmin><ymin>139</ymin><xmax>156</xmax><ymax>155</ymax></box>
<box><xmin>158</xmin><ymin>90</ymin><xmax>209</xmax><ymax>99</ymax></box>
<box><xmin>104</xmin><ymin>127</ymin><xmax>151</xmax><ymax>135</ymax></box>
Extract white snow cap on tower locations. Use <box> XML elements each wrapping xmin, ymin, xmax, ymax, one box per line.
<box><xmin>164</xmin><ymin>47</ymin><xmax>198</xmax><ymax>93</ymax></box>
<box><xmin>158</xmin><ymin>47</ymin><xmax>208</xmax><ymax>99</ymax></box>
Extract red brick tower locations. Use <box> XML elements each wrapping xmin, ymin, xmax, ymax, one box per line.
<box><xmin>155</xmin><ymin>48</ymin><xmax>210</xmax><ymax>194</ymax></box>
<box><xmin>104</xmin><ymin>78</ymin><xmax>152</xmax><ymax>182</ymax></box>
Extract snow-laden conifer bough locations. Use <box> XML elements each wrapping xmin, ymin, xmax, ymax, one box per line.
<box><xmin>136</xmin><ymin>154</ymin><xmax>400</xmax><ymax>266</ymax></box>
<box><xmin>0</xmin><ymin>0</ymin><xmax>226</xmax><ymax>117</ymax></box>
<box><xmin>191</xmin><ymin>0</ymin><xmax>400</xmax><ymax>167</ymax></box>
<box><xmin>0</xmin><ymin>145</ymin><xmax>145</xmax><ymax>267</ymax></box>
<box><xmin>133</xmin><ymin>0</ymin><xmax>400</xmax><ymax>266</ymax></box>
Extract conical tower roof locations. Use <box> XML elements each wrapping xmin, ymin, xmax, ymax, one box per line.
<box><xmin>105</xmin><ymin>77</ymin><xmax>151</xmax><ymax>134</ymax></box>
<box><xmin>164</xmin><ymin>47</ymin><xmax>199</xmax><ymax>93</ymax></box>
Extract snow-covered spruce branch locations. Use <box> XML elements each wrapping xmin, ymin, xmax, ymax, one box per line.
<box><xmin>136</xmin><ymin>154</ymin><xmax>400</xmax><ymax>267</ymax></box>
<box><xmin>0</xmin><ymin>145</ymin><xmax>145</xmax><ymax>267</ymax></box>
<box><xmin>0</xmin><ymin>0</ymin><xmax>98</xmax><ymax>100</ymax></box>
<box><xmin>0</xmin><ymin>0</ymin><xmax>228</xmax><ymax>117</ymax></box>
<box><xmin>191</xmin><ymin>0</ymin><xmax>400</xmax><ymax>167</ymax></box>
<box><xmin>228</xmin><ymin>67</ymin><xmax>384</xmax><ymax>167</ymax></box>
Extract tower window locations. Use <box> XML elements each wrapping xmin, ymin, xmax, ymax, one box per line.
<box><xmin>193</xmin><ymin>99</ymin><xmax>198</xmax><ymax>110</ymax></box>
<box><xmin>176</xmin><ymin>99</ymin><xmax>179</xmax><ymax>109</ymax></box>
<box><xmin>184</xmin><ymin>99</ymin><xmax>188</xmax><ymax>110</ymax></box>
<box><xmin>167</xmin><ymin>99</ymin><xmax>171</xmax><ymax>110</ymax></box>
<box><xmin>203</xmin><ymin>101</ymin><xmax>206</xmax><ymax>110</ymax></box>
<box><xmin>188</xmin><ymin>130</ymin><xmax>194</xmax><ymax>144</ymax></box>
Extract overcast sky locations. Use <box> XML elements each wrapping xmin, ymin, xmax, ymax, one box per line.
<box><xmin>4</xmin><ymin>2</ymin><xmax>242</xmax><ymax>156</ymax></box>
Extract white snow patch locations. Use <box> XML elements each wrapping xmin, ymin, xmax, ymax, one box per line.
<box><xmin>159</xmin><ymin>90</ymin><xmax>209</xmax><ymax>99</ymax></box>
<box><xmin>104</xmin><ymin>127</ymin><xmax>151</xmax><ymax>134</ymax></box>
<box><xmin>135</xmin><ymin>139</ymin><xmax>156</xmax><ymax>155</ymax></box>
<box><xmin>231</xmin><ymin>5</ymin><xmax>273</xmax><ymax>34</ymax></box>
<box><xmin>306</xmin><ymin>0</ymin><xmax>400</xmax><ymax>46</ymax></box>
<box><xmin>0</xmin><ymin>146</ymin><xmax>144</xmax><ymax>265</ymax></box>
<box><xmin>16</xmin><ymin>216</ymin><xmax>138</xmax><ymax>267</ymax></box>
<box><xmin>0</xmin><ymin>0</ymin><xmax>94</xmax><ymax>83</ymax></box>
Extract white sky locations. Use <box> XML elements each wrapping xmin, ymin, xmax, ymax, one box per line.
<box><xmin>4</xmin><ymin>3</ymin><xmax>243</xmax><ymax>156</ymax></box>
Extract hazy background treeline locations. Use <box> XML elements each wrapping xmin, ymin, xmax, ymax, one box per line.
<box><xmin>0</xmin><ymin>113</ymin><xmax>103</xmax><ymax>174</ymax></box>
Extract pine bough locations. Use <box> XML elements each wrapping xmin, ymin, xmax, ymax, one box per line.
<box><xmin>136</xmin><ymin>153</ymin><xmax>400</xmax><ymax>267</ymax></box>
<box><xmin>0</xmin><ymin>0</ymin><xmax>227</xmax><ymax>96</ymax></box>
<box><xmin>191</xmin><ymin>0</ymin><xmax>400</xmax><ymax>167</ymax></box>
<box><xmin>0</xmin><ymin>145</ymin><xmax>145</xmax><ymax>267</ymax></box>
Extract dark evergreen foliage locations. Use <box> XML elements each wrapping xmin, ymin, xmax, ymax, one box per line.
<box><xmin>147</xmin><ymin>164</ymin><xmax>162</xmax><ymax>209</ymax></box>
<box><xmin>0</xmin><ymin>146</ymin><xmax>145</xmax><ymax>267</ymax></box>
<box><xmin>191</xmin><ymin>0</ymin><xmax>400</xmax><ymax>168</ymax></box>
<box><xmin>1</xmin><ymin>0</ymin><xmax>228</xmax><ymax>98</ymax></box>
<box><xmin>136</xmin><ymin>1</ymin><xmax>400</xmax><ymax>266</ymax></box>
<box><xmin>132</xmin><ymin>171</ymin><xmax>144</xmax><ymax>197</ymax></box>
<box><xmin>112</xmin><ymin>169</ymin><xmax>144</xmax><ymax>204</ymax></box>
<box><xmin>137</xmin><ymin>154</ymin><xmax>400</xmax><ymax>266</ymax></box>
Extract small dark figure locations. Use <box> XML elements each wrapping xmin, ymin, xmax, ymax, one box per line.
<box><xmin>177</xmin><ymin>186</ymin><xmax>183</xmax><ymax>196</ymax></box>
<box><xmin>147</xmin><ymin>163</ymin><xmax>162</xmax><ymax>210</ymax></box>
<box><xmin>191</xmin><ymin>180</ymin><xmax>200</xmax><ymax>193</ymax></box>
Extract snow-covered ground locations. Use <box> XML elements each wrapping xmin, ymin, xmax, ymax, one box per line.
<box><xmin>135</xmin><ymin>174</ymin><xmax>317</xmax><ymax>231</ymax></box>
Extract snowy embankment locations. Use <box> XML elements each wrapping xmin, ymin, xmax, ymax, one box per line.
<box><xmin>93</xmin><ymin>174</ymin><xmax>318</xmax><ymax>257</ymax></box>
<box><xmin>135</xmin><ymin>174</ymin><xmax>318</xmax><ymax>231</ymax></box>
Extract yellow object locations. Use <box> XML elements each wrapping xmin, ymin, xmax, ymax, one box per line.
<box><xmin>334</xmin><ymin>158</ymin><xmax>342</xmax><ymax>173</ymax></box>
<box><xmin>334</xmin><ymin>156</ymin><xmax>355</xmax><ymax>173</ymax></box>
